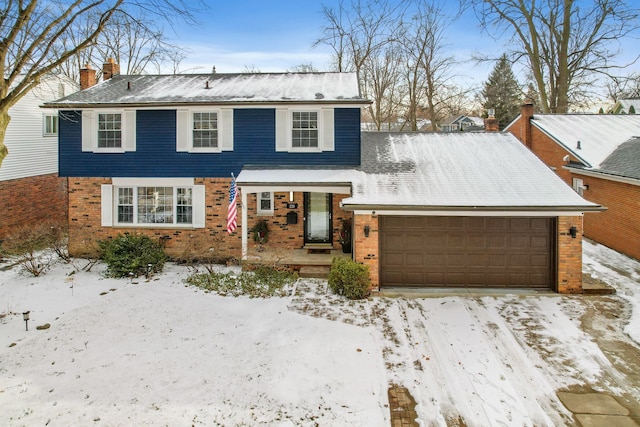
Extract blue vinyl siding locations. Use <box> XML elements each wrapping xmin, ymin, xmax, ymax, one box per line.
<box><xmin>59</xmin><ymin>107</ymin><xmax>361</xmax><ymax>177</ymax></box>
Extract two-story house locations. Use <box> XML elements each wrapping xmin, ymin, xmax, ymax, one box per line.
<box><xmin>0</xmin><ymin>74</ymin><xmax>78</xmax><ymax>240</ymax></box>
<box><xmin>507</xmin><ymin>101</ymin><xmax>640</xmax><ymax>261</ymax></box>
<box><xmin>46</xmin><ymin>64</ymin><xmax>601</xmax><ymax>293</ymax></box>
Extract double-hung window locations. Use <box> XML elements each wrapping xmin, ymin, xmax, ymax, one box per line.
<box><xmin>292</xmin><ymin>111</ymin><xmax>318</xmax><ymax>148</ymax></box>
<box><xmin>193</xmin><ymin>112</ymin><xmax>218</xmax><ymax>148</ymax></box>
<box><xmin>43</xmin><ymin>113</ymin><xmax>58</xmax><ymax>136</ymax></box>
<box><xmin>97</xmin><ymin>113</ymin><xmax>122</xmax><ymax>148</ymax></box>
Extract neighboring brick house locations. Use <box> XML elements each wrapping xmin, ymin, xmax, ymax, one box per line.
<box><xmin>507</xmin><ymin>101</ymin><xmax>640</xmax><ymax>261</ymax></box>
<box><xmin>45</xmin><ymin>65</ymin><xmax>601</xmax><ymax>293</ymax></box>
<box><xmin>0</xmin><ymin>74</ymin><xmax>78</xmax><ymax>240</ymax></box>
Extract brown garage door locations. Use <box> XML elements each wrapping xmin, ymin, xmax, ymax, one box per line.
<box><xmin>380</xmin><ymin>216</ymin><xmax>554</xmax><ymax>288</ymax></box>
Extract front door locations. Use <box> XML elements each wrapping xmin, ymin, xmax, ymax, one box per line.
<box><xmin>304</xmin><ymin>192</ymin><xmax>332</xmax><ymax>244</ymax></box>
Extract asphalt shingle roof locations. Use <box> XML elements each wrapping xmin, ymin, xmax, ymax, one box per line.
<box><xmin>44</xmin><ymin>72</ymin><xmax>366</xmax><ymax>107</ymax></box>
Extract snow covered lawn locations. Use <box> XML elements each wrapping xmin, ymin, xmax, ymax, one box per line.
<box><xmin>1</xmin><ymin>240</ymin><xmax>639</xmax><ymax>426</ymax></box>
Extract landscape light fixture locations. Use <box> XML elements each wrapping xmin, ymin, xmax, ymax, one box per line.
<box><xmin>364</xmin><ymin>225</ymin><xmax>370</xmax><ymax>237</ymax></box>
<box><xmin>22</xmin><ymin>311</ymin><xmax>30</xmax><ymax>331</ymax></box>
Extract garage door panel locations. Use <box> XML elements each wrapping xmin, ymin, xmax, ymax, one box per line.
<box><xmin>380</xmin><ymin>216</ymin><xmax>553</xmax><ymax>288</ymax></box>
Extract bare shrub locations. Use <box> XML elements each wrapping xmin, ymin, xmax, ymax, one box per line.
<box><xmin>68</xmin><ymin>227</ymin><xmax>101</xmax><ymax>272</ymax></box>
<box><xmin>0</xmin><ymin>222</ymin><xmax>62</xmax><ymax>276</ymax></box>
<box><xmin>174</xmin><ymin>232</ymin><xmax>234</xmax><ymax>274</ymax></box>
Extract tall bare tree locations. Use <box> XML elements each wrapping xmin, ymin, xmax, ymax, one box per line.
<box><xmin>470</xmin><ymin>0</ymin><xmax>640</xmax><ymax>113</ymax></box>
<box><xmin>0</xmin><ymin>0</ymin><xmax>199</xmax><ymax>168</ymax></box>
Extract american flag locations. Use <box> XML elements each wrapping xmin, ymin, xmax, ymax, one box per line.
<box><xmin>227</xmin><ymin>174</ymin><xmax>238</xmax><ymax>234</ymax></box>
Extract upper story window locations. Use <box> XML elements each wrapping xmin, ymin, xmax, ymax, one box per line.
<box><xmin>43</xmin><ymin>113</ymin><xmax>58</xmax><ymax>136</ymax></box>
<box><xmin>177</xmin><ymin>108</ymin><xmax>233</xmax><ymax>153</ymax></box>
<box><xmin>81</xmin><ymin>109</ymin><xmax>136</xmax><ymax>153</ymax></box>
<box><xmin>98</xmin><ymin>113</ymin><xmax>122</xmax><ymax>148</ymax></box>
<box><xmin>193</xmin><ymin>112</ymin><xmax>218</xmax><ymax>148</ymax></box>
<box><xmin>572</xmin><ymin>178</ymin><xmax>585</xmax><ymax>197</ymax></box>
<box><xmin>292</xmin><ymin>112</ymin><xmax>318</xmax><ymax>148</ymax></box>
<box><xmin>275</xmin><ymin>107</ymin><xmax>334</xmax><ymax>153</ymax></box>
<box><xmin>101</xmin><ymin>178</ymin><xmax>204</xmax><ymax>228</ymax></box>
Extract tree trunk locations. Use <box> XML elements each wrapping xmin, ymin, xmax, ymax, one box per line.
<box><xmin>0</xmin><ymin>110</ymin><xmax>11</xmax><ymax>168</ymax></box>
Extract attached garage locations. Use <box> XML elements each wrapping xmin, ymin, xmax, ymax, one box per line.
<box><xmin>380</xmin><ymin>216</ymin><xmax>555</xmax><ymax>289</ymax></box>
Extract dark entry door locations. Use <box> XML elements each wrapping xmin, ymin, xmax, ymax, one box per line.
<box><xmin>304</xmin><ymin>193</ymin><xmax>332</xmax><ymax>244</ymax></box>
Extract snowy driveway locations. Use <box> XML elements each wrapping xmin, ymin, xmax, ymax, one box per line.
<box><xmin>1</xmin><ymin>240</ymin><xmax>639</xmax><ymax>426</ymax></box>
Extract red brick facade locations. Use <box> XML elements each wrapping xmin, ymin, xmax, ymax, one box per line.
<box><xmin>354</xmin><ymin>214</ymin><xmax>379</xmax><ymax>289</ymax></box>
<box><xmin>556</xmin><ymin>216</ymin><xmax>584</xmax><ymax>294</ymax></box>
<box><xmin>0</xmin><ymin>173</ymin><xmax>68</xmax><ymax>241</ymax></box>
<box><xmin>508</xmin><ymin>111</ymin><xmax>640</xmax><ymax>261</ymax></box>
<box><xmin>67</xmin><ymin>177</ymin><xmax>353</xmax><ymax>259</ymax></box>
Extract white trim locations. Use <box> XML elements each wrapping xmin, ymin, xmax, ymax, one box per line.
<box><xmin>101</xmin><ymin>185</ymin><xmax>113</xmax><ymax>226</ymax></box>
<box><xmin>275</xmin><ymin>109</ymin><xmax>288</xmax><ymax>152</ymax></box>
<box><xmin>352</xmin><ymin>209</ymin><xmax>585</xmax><ymax>217</ymax></box>
<box><xmin>274</xmin><ymin>107</ymin><xmax>337</xmax><ymax>153</ymax></box>
<box><xmin>240</xmin><ymin>185</ymin><xmax>351</xmax><ymax>194</ymax></box>
<box><xmin>176</xmin><ymin>109</ymin><xmax>190</xmax><ymax>152</ymax></box>
<box><xmin>82</xmin><ymin>109</ymin><xmax>136</xmax><ymax>153</ymax></box>
<box><xmin>565</xmin><ymin>166</ymin><xmax>640</xmax><ymax>187</ymax></box>
<box><xmin>321</xmin><ymin>108</ymin><xmax>334</xmax><ymax>151</ymax></box>
<box><xmin>241</xmin><ymin>190</ymin><xmax>248</xmax><ymax>259</ymax></box>
<box><xmin>81</xmin><ymin>110</ymin><xmax>95</xmax><ymax>151</ymax></box>
<box><xmin>192</xmin><ymin>185</ymin><xmax>206</xmax><ymax>228</ymax></box>
<box><xmin>112</xmin><ymin>177</ymin><xmax>194</xmax><ymax>186</ymax></box>
<box><xmin>123</xmin><ymin>110</ymin><xmax>136</xmax><ymax>151</ymax></box>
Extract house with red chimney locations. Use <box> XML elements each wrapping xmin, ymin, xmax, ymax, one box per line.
<box><xmin>42</xmin><ymin>61</ymin><xmax>601</xmax><ymax>293</ymax></box>
<box><xmin>507</xmin><ymin>101</ymin><xmax>640</xmax><ymax>261</ymax></box>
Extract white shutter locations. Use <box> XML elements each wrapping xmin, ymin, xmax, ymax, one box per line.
<box><xmin>176</xmin><ymin>110</ymin><xmax>190</xmax><ymax>152</ymax></box>
<box><xmin>123</xmin><ymin>110</ymin><xmax>136</xmax><ymax>151</ymax></box>
<box><xmin>82</xmin><ymin>110</ymin><xmax>95</xmax><ymax>152</ymax></box>
<box><xmin>275</xmin><ymin>109</ymin><xmax>288</xmax><ymax>152</ymax></box>
<box><xmin>322</xmin><ymin>108</ymin><xmax>334</xmax><ymax>151</ymax></box>
<box><xmin>101</xmin><ymin>185</ymin><xmax>113</xmax><ymax>226</ymax></box>
<box><xmin>192</xmin><ymin>185</ymin><xmax>205</xmax><ymax>228</ymax></box>
<box><xmin>220</xmin><ymin>109</ymin><xmax>234</xmax><ymax>151</ymax></box>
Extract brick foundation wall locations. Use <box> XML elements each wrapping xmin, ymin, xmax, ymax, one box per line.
<box><xmin>579</xmin><ymin>175</ymin><xmax>640</xmax><ymax>261</ymax></box>
<box><xmin>68</xmin><ymin>178</ymin><xmax>242</xmax><ymax>259</ymax></box>
<box><xmin>557</xmin><ymin>216</ymin><xmax>583</xmax><ymax>294</ymax></box>
<box><xmin>0</xmin><ymin>173</ymin><xmax>68</xmax><ymax>241</ymax></box>
<box><xmin>354</xmin><ymin>214</ymin><xmax>379</xmax><ymax>290</ymax></box>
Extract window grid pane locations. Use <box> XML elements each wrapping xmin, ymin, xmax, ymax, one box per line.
<box><xmin>98</xmin><ymin>113</ymin><xmax>122</xmax><ymax>148</ymax></box>
<box><xmin>176</xmin><ymin>187</ymin><xmax>193</xmax><ymax>224</ymax></box>
<box><xmin>138</xmin><ymin>187</ymin><xmax>173</xmax><ymax>224</ymax></box>
<box><xmin>292</xmin><ymin>112</ymin><xmax>318</xmax><ymax>147</ymax></box>
<box><xmin>117</xmin><ymin>187</ymin><xmax>134</xmax><ymax>223</ymax></box>
<box><xmin>193</xmin><ymin>112</ymin><xmax>218</xmax><ymax>148</ymax></box>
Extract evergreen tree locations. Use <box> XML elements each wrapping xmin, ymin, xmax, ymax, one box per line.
<box><xmin>629</xmin><ymin>105</ymin><xmax>636</xmax><ymax>114</ymax></box>
<box><xmin>482</xmin><ymin>54</ymin><xmax>522</xmax><ymax>130</ymax></box>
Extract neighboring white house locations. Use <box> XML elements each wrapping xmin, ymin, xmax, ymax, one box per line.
<box><xmin>610</xmin><ymin>98</ymin><xmax>640</xmax><ymax>114</ymax></box>
<box><xmin>0</xmin><ymin>74</ymin><xmax>79</xmax><ymax>240</ymax></box>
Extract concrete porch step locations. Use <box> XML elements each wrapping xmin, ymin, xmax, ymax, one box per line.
<box><xmin>299</xmin><ymin>265</ymin><xmax>331</xmax><ymax>279</ymax></box>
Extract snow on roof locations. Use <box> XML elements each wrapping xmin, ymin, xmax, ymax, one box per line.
<box><xmin>616</xmin><ymin>99</ymin><xmax>640</xmax><ymax>113</ymax></box>
<box><xmin>45</xmin><ymin>72</ymin><xmax>366</xmax><ymax>106</ymax></box>
<box><xmin>342</xmin><ymin>132</ymin><xmax>599</xmax><ymax>209</ymax></box>
<box><xmin>531</xmin><ymin>114</ymin><xmax>640</xmax><ymax>168</ymax></box>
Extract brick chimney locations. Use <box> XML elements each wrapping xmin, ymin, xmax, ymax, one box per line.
<box><xmin>79</xmin><ymin>64</ymin><xmax>97</xmax><ymax>90</ymax></box>
<box><xmin>102</xmin><ymin>57</ymin><xmax>120</xmax><ymax>81</ymax></box>
<box><xmin>484</xmin><ymin>109</ymin><xmax>499</xmax><ymax>132</ymax></box>
<box><xmin>521</xmin><ymin>99</ymin><xmax>534</xmax><ymax>149</ymax></box>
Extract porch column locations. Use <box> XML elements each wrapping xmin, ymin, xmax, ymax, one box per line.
<box><xmin>241</xmin><ymin>188</ymin><xmax>248</xmax><ymax>259</ymax></box>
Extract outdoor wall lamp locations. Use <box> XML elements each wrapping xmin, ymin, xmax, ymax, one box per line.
<box><xmin>569</xmin><ymin>226</ymin><xmax>578</xmax><ymax>238</ymax></box>
<box><xmin>364</xmin><ymin>225</ymin><xmax>370</xmax><ymax>237</ymax></box>
<box><xmin>22</xmin><ymin>311</ymin><xmax>30</xmax><ymax>331</ymax></box>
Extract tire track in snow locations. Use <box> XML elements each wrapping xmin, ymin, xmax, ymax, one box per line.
<box><xmin>390</xmin><ymin>298</ymin><xmax>562</xmax><ymax>426</ymax></box>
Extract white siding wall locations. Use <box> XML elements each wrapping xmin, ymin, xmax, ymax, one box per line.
<box><xmin>0</xmin><ymin>76</ymin><xmax>79</xmax><ymax>181</ymax></box>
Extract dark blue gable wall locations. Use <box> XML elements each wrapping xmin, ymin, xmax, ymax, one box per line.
<box><xmin>59</xmin><ymin>108</ymin><xmax>361</xmax><ymax>177</ymax></box>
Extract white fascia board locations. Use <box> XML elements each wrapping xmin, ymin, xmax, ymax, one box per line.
<box><xmin>352</xmin><ymin>209</ymin><xmax>585</xmax><ymax>217</ymax></box>
<box><xmin>112</xmin><ymin>177</ymin><xmax>195</xmax><ymax>187</ymax></box>
<box><xmin>565</xmin><ymin>166</ymin><xmax>640</xmax><ymax>187</ymax></box>
<box><xmin>240</xmin><ymin>185</ymin><xmax>351</xmax><ymax>194</ymax></box>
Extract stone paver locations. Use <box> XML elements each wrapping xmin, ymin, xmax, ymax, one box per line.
<box><xmin>388</xmin><ymin>385</ymin><xmax>419</xmax><ymax>427</ymax></box>
<box><xmin>557</xmin><ymin>392</ymin><xmax>630</xmax><ymax>415</ymax></box>
<box><xmin>575</xmin><ymin>414</ymin><xmax>639</xmax><ymax>427</ymax></box>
